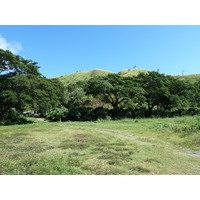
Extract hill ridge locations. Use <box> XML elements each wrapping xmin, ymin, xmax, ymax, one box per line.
<box><xmin>51</xmin><ymin>68</ymin><xmax>200</xmax><ymax>86</ymax></box>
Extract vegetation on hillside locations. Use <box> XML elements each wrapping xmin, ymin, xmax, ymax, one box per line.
<box><xmin>118</xmin><ymin>69</ymin><xmax>150</xmax><ymax>76</ymax></box>
<box><xmin>0</xmin><ymin>49</ymin><xmax>199</xmax><ymax>124</ymax></box>
<box><xmin>53</xmin><ymin>69</ymin><xmax>112</xmax><ymax>86</ymax></box>
<box><xmin>54</xmin><ymin>68</ymin><xmax>200</xmax><ymax>86</ymax></box>
<box><xmin>174</xmin><ymin>74</ymin><xmax>200</xmax><ymax>82</ymax></box>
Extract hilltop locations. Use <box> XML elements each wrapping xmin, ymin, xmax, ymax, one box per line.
<box><xmin>51</xmin><ymin>68</ymin><xmax>200</xmax><ymax>86</ymax></box>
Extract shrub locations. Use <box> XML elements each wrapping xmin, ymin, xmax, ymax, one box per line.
<box><xmin>66</xmin><ymin>107</ymin><xmax>112</xmax><ymax>121</ymax></box>
<box><xmin>47</xmin><ymin>107</ymin><xmax>68</xmax><ymax>121</ymax></box>
<box><xmin>47</xmin><ymin>106</ymin><xmax>200</xmax><ymax>122</ymax></box>
<box><xmin>92</xmin><ymin>107</ymin><xmax>111</xmax><ymax>120</ymax></box>
<box><xmin>0</xmin><ymin>108</ymin><xmax>25</xmax><ymax>125</ymax></box>
<box><xmin>67</xmin><ymin>107</ymin><xmax>94</xmax><ymax>121</ymax></box>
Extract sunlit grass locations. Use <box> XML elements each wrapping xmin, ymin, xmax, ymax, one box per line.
<box><xmin>0</xmin><ymin>116</ymin><xmax>200</xmax><ymax>175</ymax></box>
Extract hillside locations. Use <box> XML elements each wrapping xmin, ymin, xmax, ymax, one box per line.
<box><xmin>174</xmin><ymin>74</ymin><xmax>200</xmax><ymax>82</ymax></box>
<box><xmin>53</xmin><ymin>69</ymin><xmax>150</xmax><ymax>86</ymax></box>
<box><xmin>52</xmin><ymin>69</ymin><xmax>113</xmax><ymax>86</ymax></box>
<box><xmin>52</xmin><ymin>68</ymin><xmax>200</xmax><ymax>86</ymax></box>
<box><xmin>118</xmin><ymin>69</ymin><xmax>200</xmax><ymax>82</ymax></box>
<box><xmin>118</xmin><ymin>69</ymin><xmax>150</xmax><ymax>76</ymax></box>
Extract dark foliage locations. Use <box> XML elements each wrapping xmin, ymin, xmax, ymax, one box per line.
<box><xmin>0</xmin><ymin>108</ymin><xmax>31</xmax><ymax>125</ymax></box>
<box><xmin>0</xmin><ymin>49</ymin><xmax>65</xmax><ymax>124</ymax></box>
<box><xmin>46</xmin><ymin>107</ymin><xmax>68</xmax><ymax>121</ymax></box>
<box><xmin>1</xmin><ymin>49</ymin><xmax>200</xmax><ymax>124</ymax></box>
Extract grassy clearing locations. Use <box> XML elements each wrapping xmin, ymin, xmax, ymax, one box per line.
<box><xmin>0</xmin><ymin>116</ymin><xmax>200</xmax><ymax>175</ymax></box>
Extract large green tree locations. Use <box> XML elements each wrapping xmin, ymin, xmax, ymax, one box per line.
<box><xmin>188</xmin><ymin>80</ymin><xmax>200</xmax><ymax>108</ymax></box>
<box><xmin>0</xmin><ymin>49</ymin><xmax>65</xmax><ymax>118</ymax></box>
<box><xmin>86</xmin><ymin>74</ymin><xmax>145</xmax><ymax>115</ymax></box>
<box><xmin>137</xmin><ymin>71</ymin><xmax>189</xmax><ymax>113</ymax></box>
<box><xmin>29</xmin><ymin>77</ymin><xmax>65</xmax><ymax>116</ymax></box>
<box><xmin>159</xmin><ymin>77</ymin><xmax>189</xmax><ymax>110</ymax></box>
<box><xmin>194</xmin><ymin>81</ymin><xmax>200</xmax><ymax>107</ymax></box>
<box><xmin>0</xmin><ymin>49</ymin><xmax>40</xmax><ymax>76</ymax></box>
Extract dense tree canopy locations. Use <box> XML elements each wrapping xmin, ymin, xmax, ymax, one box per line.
<box><xmin>0</xmin><ymin>49</ymin><xmax>65</xmax><ymax>121</ymax></box>
<box><xmin>0</xmin><ymin>49</ymin><xmax>40</xmax><ymax>76</ymax></box>
<box><xmin>188</xmin><ymin>80</ymin><xmax>200</xmax><ymax>108</ymax></box>
<box><xmin>137</xmin><ymin>71</ymin><xmax>190</xmax><ymax>113</ymax></box>
<box><xmin>86</xmin><ymin>74</ymin><xmax>145</xmax><ymax>114</ymax></box>
<box><xmin>1</xmin><ymin>49</ymin><xmax>199</xmax><ymax>123</ymax></box>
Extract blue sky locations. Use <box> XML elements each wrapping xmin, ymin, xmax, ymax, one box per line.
<box><xmin>0</xmin><ymin>25</ymin><xmax>200</xmax><ymax>78</ymax></box>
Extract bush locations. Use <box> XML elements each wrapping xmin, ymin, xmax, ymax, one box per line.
<box><xmin>186</xmin><ymin>108</ymin><xmax>200</xmax><ymax>116</ymax></box>
<box><xmin>65</xmin><ymin>107</ymin><xmax>112</xmax><ymax>121</ymax></box>
<box><xmin>92</xmin><ymin>107</ymin><xmax>111</xmax><ymax>120</ymax></box>
<box><xmin>47</xmin><ymin>107</ymin><xmax>68</xmax><ymax>121</ymax></box>
<box><xmin>0</xmin><ymin>108</ymin><xmax>25</xmax><ymax>125</ymax></box>
<box><xmin>47</xmin><ymin>106</ymin><xmax>200</xmax><ymax>122</ymax></box>
<box><xmin>67</xmin><ymin>107</ymin><xmax>94</xmax><ymax>121</ymax></box>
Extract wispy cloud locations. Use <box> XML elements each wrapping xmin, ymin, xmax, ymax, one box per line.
<box><xmin>0</xmin><ymin>34</ymin><xmax>22</xmax><ymax>54</ymax></box>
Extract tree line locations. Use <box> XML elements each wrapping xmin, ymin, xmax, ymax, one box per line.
<box><xmin>0</xmin><ymin>49</ymin><xmax>199</xmax><ymax>124</ymax></box>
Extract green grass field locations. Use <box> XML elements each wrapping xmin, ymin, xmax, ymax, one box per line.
<box><xmin>0</xmin><ymin>116</ymin><xmax>200</xmax><ymax>175</ymax></box>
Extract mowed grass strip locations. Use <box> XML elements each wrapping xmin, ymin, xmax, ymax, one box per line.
<box><xmin>0</xmin><ymin>116</ymin><xmax>200</xmax><ymax>175</ymax></box>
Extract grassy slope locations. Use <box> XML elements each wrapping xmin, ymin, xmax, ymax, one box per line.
<box><xmin>173</xmin><ymin>74</ymin><xmax>200</xmax><ymax>82</ymax></box>
<box><xmin>118</xmin><ymin>69</ymin><xmax>200</xmax><ymax>82</ymax></box>
<box><xmin>118</xmin><ymin>69</ymin><xmax>150</xmax><ymax>76</ymax></box>
<box><xmin>52</xmin><ymin>69</ymin><xmax>200</xmax><ymax>86</ymax></box>
<box><xmin>55</xmin><ymin>69</ymin><xmax>150</xmax><ymax>86</ymax></box>
<box><xmin>52</xmin><ymin>69</ymin><xmax>113</xmax><ymax>86</ymax></box>
<box><xmin>0</xmin><ymin>116</ymin><xmax>200</xmax><ymax>175</ymax></box>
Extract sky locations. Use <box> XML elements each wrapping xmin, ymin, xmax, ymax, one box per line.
<box><xmin>0</xmin><ymin>25</ymin><xmax>200</xmax><ymax>78</ymax></box>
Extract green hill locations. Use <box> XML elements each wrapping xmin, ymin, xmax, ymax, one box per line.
<box><xmin>52</xmin><ymin>69</ymin><xmax>113</xmax><ymax>86</ymax></box>
<box><xmin>173</xmin><ymin>74</ymin><xmax>200</xmax><ymax>82</ymax></box>
<box><xmin>118</xmin><ymin>69</ymin><xmax>200</xmax><ymax>81</ymax></box>
<box><xmin>52</xmin><ymin>68</ymin><xmax>199</xmax><ymax>86</ymax></box>
<box><xmin>118</xmin><ymin>69</ymin><xmax>150</xmax><ymax>77</ymax></box>
<box><xmin>53</xmin><ymin>69</ymin><xmax>150</xmax><ymax>86</ymax></box>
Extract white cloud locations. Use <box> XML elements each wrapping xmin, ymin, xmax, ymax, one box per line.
<box><xmin>0</xmin><ymin>34</ymin><xmax>22</xmax><ymax>54</ymax></box>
